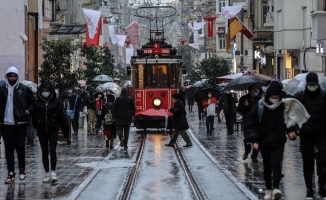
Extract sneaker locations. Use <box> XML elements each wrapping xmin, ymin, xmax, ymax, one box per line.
<box><xmin>263</xmin><ymin>190</ymin><xmax>272</xmax><ymax>200</ymax></box>
<box><xmin>120</xmin><ymin>138</ymin><xmax>125</xmax><ymax>147</ymax></box>
<box><xmin>272</xmin><ymin>188</ymin><xmax>282</xmax><ymax>200</ymax></box>
<box><xmin>4</xmin><ymin>173</ymin><xmax>15</xmax><ymax>184</ymax></box>
<box><xmin>43</xmin><ymin>174</ymin><xmax>50</xmax><ymax>183</ymax></box>
<box><xmin>19</xmin><ymin>169</ymin><xmax>26</xmax><ymax>180</ymax></box>
<box><xmin>305</xmin><ymin>189</ymin><xmax>314</xmax><ymax>199</ymax></box>
<box><xmin>51</xmin><ymin>171</ymin><xmax>57</xmax><ymax>183</ymax></box>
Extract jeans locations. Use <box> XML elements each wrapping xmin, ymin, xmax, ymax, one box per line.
<box><xmin>2</xmin><ymin>125</ymin><xmax>27</xmax><ymax>172</ymax></box>
<box><xmin>38</xmin><ymin>131</ymin><xmax>58</xmax><ymax>172</ymax></box>
<box><xmin>116</xmin><ymin>125</ymin><xmax>130</xmax><ymax>147</ymax></box>
<box><xmin>260</xmin><ymin>144</ymin><xmax>284</xmax><ymax>189</ymax></box>
<box><xmin>205</xmin><ymin>115</ymin><xmax>214</xmax><ymax>132</ymax></box>
<box><xmin>71</xmin><ymin>112</ymin><xmax>80</xmax><ymax>132</ymax></box>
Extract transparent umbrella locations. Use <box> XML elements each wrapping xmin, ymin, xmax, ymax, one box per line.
<box><xmin>96</xmin><ymin>82</ymin><xmax>121</xmax><ymax>97</ymax></box>
<box><xmin>93</xmin><ymin>75</ymin><xmax>114</xmax><ymax>82</ymax></box>
<box><xmin>284</xmin><ymin>73</ymin><xmax>326</xmax><ymax>96</ymax></box>
<box><xmin>22</xmin><ymin>80</ymin><xmax>38</xmax><ymax>93</ymax></box>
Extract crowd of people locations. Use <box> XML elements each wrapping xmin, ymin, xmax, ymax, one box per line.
<box><xmin>0</xmin><ymin>66</ymin><xmax>135</xmax><ymax>184</ymax></box>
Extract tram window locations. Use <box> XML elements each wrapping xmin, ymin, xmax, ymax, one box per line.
<box><xmin>158</xmin><ymin>66</ymin><xmax>168</xmax><ymax>87</ymax></box>
<box><xmin>169</xmin><ymin>64</ymin><xmax>177</xmax><ymax>88</ymax></box>
<box><xmin>147</xmin><ymin>65</ymin><xmax>157</xmax><ymax>87</ymax></box>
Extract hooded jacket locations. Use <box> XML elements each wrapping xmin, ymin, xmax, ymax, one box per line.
<box><xmin>32</xmin><ymin>82</ymin><xmax>68</xmax><ymax>135</ymax></box>
<box><xmin>0</xmin><ymin>66</ymin><xmax>35</xmax><ymax>125</ymax></box>
<box><xmin>112</xmin><ymin>88</ymin><xmax>135</xmax><ymax>126</ymax></box>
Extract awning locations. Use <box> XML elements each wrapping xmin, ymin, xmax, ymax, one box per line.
<box><xmin>50</xmin><ymin>24</ymin><xmax>86</xmax><ymax>35</ymax></box>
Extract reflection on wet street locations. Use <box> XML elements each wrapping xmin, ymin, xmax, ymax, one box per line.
<box><xmin>187</xmin><ymin>105</ymin><xmax>321</xmax><ymax>200</ymax></box>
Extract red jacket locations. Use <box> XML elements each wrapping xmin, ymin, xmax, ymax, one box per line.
<box><xmin>202</xmin><ymin>97</ymin><xmax>217</xmax><ymax>110</ymax></box>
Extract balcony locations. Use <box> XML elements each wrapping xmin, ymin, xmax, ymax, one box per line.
<box><xmin>311</xmin><ymin>11</ymin><xmax>326</xmax><ymax>40</ymax></box>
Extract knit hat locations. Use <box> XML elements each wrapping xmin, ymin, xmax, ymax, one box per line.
<box><xmin>306</xmin><ymin>72</ymin><xmax>318</xmax><ymax>85</ymax></box>
<box><xmin>265</xmin><ymin>82</ymin><xmax>283</xmax><ymax>97</ymax></box>
<box><xmin>172</xmin><ymin>93</ymin><xmax>181</xmax><ymax>99</ymax></box>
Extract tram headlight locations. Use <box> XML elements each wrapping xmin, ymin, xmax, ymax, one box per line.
<box><xmin>153</xmin><ymin>98</ymin><xmax>162</xmax><ymax>108</ymax></box>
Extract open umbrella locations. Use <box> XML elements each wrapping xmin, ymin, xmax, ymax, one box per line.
<box><xmin>22</xmin><ymin>80</ymin><xmax>38</xmax><ymax>93</ymax></box>
<box><xmin>191</xmin><ymin>81</ymin><xmax>204</xmax><ymax>88</ymax></box>
<box><xmin>224</xmin><ymin>76</ymin><xmax>267</xmax><ymax>91</ymax></box>
<box><xmin>96</xmin><ymin>82</ymin><xmax>121</xmax><ymax>96</ymax></box>
<box><xmin>93</xmin><ymin>75</ymin><xmax>113</xmax><ymax>82</ymax></box>
<box><xmin>123</xmin><ymin>80</ymin><xmax>131</xmax><ymax>87</ymax></box>
<box><xmin>283</xmin><ymin>73</ymin><xmax>326</xmax><ymax>96</ymax></box>
<box><xmin>195</xmin><ymin>87</ymin><xmax>221</xmax><ymax>102</ymax></box>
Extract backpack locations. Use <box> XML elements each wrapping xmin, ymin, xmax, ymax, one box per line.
<box><xmin>104</xmin><ymin>108</ymin><xmax>114</xmax><ymax>125</ymax></box>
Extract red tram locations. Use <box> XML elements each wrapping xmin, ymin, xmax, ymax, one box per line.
<box><xmin>129</xmin><ymin>6</ymin><xmax>184</xmax><ymax>133</ymax></box>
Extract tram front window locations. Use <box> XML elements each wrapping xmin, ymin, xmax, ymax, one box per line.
<box><xmin>146</xmin><ymin>65</ymin><xmax>168</xmax><ymax>88</ymax></box>
<box><xmin>158</xmin><ymin>67</ymin><xmax>168</xmax><ymax>87</ymax></box>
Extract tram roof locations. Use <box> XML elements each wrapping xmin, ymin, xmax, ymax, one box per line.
<box><xmin>131</xmin><ymin>58</ymin><xmax>182</xmax><ymax>64</ymax></box>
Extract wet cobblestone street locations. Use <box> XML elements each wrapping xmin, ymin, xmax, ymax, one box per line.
<box><xmin>187</xmin><ymin>105</ymin><xmax>322</xmax><ymax>200</ymax></box>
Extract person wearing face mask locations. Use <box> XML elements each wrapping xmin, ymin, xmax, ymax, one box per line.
<box><xmin>293</xmin><ymin>72</ymin><xmax>326</xmax><ymax>199</ymax></box>
<box><xmin>101</xmin><ymin>93</ymin><xmax>116</xmax><ymax>149</ymax></box>
<box><xmin>0</xmin><ymin>66</ymin><xmax>35</xmax><ymax>184</ymax></box>
<box><xmin>219</xmin><ymin>90</ymin><xmax>238</xmax><ymax>135</ymax></box>
<box><xmin>245</xmin><ymin>82</ymin><xmax>310</xmax><ymax>200</ymax></box>
<box><xmin>202</xmin><ymin>91</ymin><xmax>217</xmax><ymax>135</ymax></box>
<box><xmin>32</xmin><ymin>82</ymin><xmax>68</xmax><ymax>183</ymax></box>
<box><xmin>237</xmin><ymin>85</ymin><xmax>260</xmax><ymax>163</ymax></box>
<box><xmin>165</xmin><ymin>93</ymin><xmax>193</xmax><ymax>147</ymax></box>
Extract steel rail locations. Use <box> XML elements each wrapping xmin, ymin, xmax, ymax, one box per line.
<box><xmin>174</xmin><ymin>143</ymin><xmax>205</xmax><ymax>200</ymax></box>
<box><xmin>120</xmin><ymin>134</ymin><xmax>147</xmax><ymax>200</ymax></box>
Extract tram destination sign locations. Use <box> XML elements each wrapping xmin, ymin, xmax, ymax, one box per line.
<box><xmin>143</xmin><ymin>43</ymin><xmax>171</xmax><ymax>54</ymax></box>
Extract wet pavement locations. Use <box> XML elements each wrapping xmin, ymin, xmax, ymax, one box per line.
<box><xmin>187</xmin><ymin>105</ymin><xmax>323</xmax><ymax>200</ymax></box>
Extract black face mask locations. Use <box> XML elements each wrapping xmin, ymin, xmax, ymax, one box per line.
<box><xmin>8</xmin><ymin>79</ymin><xmax>17</xmax><ymax>86</ymax></box>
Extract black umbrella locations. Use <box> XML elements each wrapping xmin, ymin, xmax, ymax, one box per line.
<box><xmin>195</xmin><ymin>87</ymin><xmax>221</xmax><ymax>102</ymax></box>
<box><xmin>224</xmin><ymin>76</ymin><xmax>267</xmax><ymax>91</ymax></box>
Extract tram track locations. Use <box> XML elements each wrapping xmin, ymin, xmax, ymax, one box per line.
<box><xmin>120</xmin><ymin>132</ymin><xmax>205</xmax><ymax>200</ymax></box>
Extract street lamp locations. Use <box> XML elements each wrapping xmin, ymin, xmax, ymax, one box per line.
<box><xmin>103</xmin><ymin>0</ymin><xmax>108</xmax><ymax>6</ymax></box>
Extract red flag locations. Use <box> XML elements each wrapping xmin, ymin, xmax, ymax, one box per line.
<box><xmin>204</xmin><ymin>17</ymin><xmax>217</xmax><ymax>38</ymax></box>
<box><xmin>86</xmin><ymin>17</ymin><xmax>102</xmax><ymax>46</ymax></box>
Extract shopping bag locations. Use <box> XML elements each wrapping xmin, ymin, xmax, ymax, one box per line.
<box><xmin>207</xmin><ymin>104</ymin><xmax>216</xmax><ymax>116</ymax></box>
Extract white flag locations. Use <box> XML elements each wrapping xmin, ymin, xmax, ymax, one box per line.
<box><xmin>108</xmin><ymin>25</ymin><xmax>118</xmax><ymax>44</ymax></box>
<box><xmin>221</xmin><ymin>6</ymin><xmax>242</xmax><ymax>20</ymax></box>
<box><xmin>82</xmin><ymin>8</ymin><xmax>101</xmax><ymax>39</ymax></box>
<box><xmin>194</xmin><ymin>34</ymin><xmax>205</xmax><ymax>42</ymax></box>
<box><xmin>188</xmin><ymin>22</ymin><xmax>206</xmax><ymax>32</ymax></box>
<box><xmin>126</xmin><ymin>47</ymin><xmax>134</xmax><ymax>65</ymax></box>
<box><xmin>188</xmin><ymin>43</ymin><xmax>200</xmax><ymax>50</ymax></box>
<box><xmin>116</xmin><ymin>35</ymin><xmax>127</xmax><ymax>47</ymax></box>
<box><xmin>188</xmin><ymin>23</ymin><xmax>195</xmax><ymax>32</ymax></box>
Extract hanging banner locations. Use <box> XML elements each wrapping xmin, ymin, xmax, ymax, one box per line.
<box><xmin>116</xmin><ymin>35</ymin><xmax>127</xmax><ymax>47</ymax></box>
<box><xmin>188</xmin><ymin>43</ymin><xmax>200</xmax><ymax>50</ymax></box>
<box><xmin>125</xmin><ymin>21</ymin><xmax>140</xmax><ymax>45</ymax></box>
<box><xmin>221</xmin><ymin>6</ymin><xmax>242</xmax><ymax>20</ymax></box>
<box><xmin>108</xmin><ymin>25</ymin><xmax>118</xmax><ymax>44</ymax></box>
<box><xmin>194</xmin><ymin>34</ymin><xmax>205</xmax><ymax>42</ymax></box>
<box><xmin>204</xmin><ymin>17</ymin><xmax>217</xmax><ymax>38</ymax></box>
<box><xmin>82</xmin><ymin>8</ymin><xmax>101</xmax><ymax>46</ymax></box>
<box><xmin>126</xmin><ymin>47</ymin><xmax>134</xmax><ymax>65</ymax></box>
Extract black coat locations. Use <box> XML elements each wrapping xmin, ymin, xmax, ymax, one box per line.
<box><xmin>237</xmin><ymin>94</ymin><xmax>260</xmax><ymax>132</ymax></box>
<box><xmin>294</xmin><ymin>89</ymin><xmax>326</xmax><ymax>137</ymax></box>
<box><xmin>68</xmin><ymin>94</ymin><xmax>82</xmax><ymax>118</ymax></box>
<box><xmin>0</xmin><ymin>83</ymin><xmax>35</xmax><ymax>125</ymax></box>
<box><xmin>245</xmin><ymin>102</ymin><xmax>289</xmax><ymax>147</ymax></box>
<box><xmin>112</xmin><ymin>88</ymin><xmax>135</xmax><ymax>126</ymax></box>
<box><xmin>169</xmin><ymin>99</ymin><xmax>189</xmax><ymax>130</ymax></box>
<box><xmin>219</xmin><ymin>93</ymin><xmax>238</xmax><ymax>114</ymax></box>
<box><xmin>32</xmin><ymin>82</ymin><xmax>68</xmax><ymax>135</ymax></box>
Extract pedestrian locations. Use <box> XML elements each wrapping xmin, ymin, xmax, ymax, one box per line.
<box><xmin>293</xmin><ymin>72</ymin><xmax>326</xmax><ymax>199</ymax></box>
<box><xmin>237</xmin><ymin>85</ymin><xmax>260</xmax><ymax>162</ymax></box>
<box><xmin>202</xmin><ymin>91</ymin><xmax>217</xmax><ymax>135</ymax></box>
<box><xmin>84</xmin><ymin>87</ymin><xmax>97</xmax><ymax>135</ymax></box>
<box><xmin>187</xmin><ymin>89</ymin><xmax>195</xmax><ymax>112</ymax></box>
<box><xmin>68</xmin><ymin>88</ymin><xmax>82</xmax><ymax>135</ymax></box>
<box><xmin>219</xmin><ymin>90</ymin><xmax>238</xmax><ymax>135</ymax></box>
<box><xmin>0</xmin><ymin>66</ymin><xmax>35</xmax><ymax>184</ymax></box>
<box><xmin>245</xmin><ymin>82</ymin><xmax>310</xmax><ymax>200</ymax></box>
<box><xmin>165</xmin><ymin>93</ymin><xmax>193</xmax><ymax>147</ymax></box>
<box><xmin>101</xmin><ymin>93</ymin><xmax>116</xmax><ymax>149</ymax></box>
<box><xmin>32</xmin><ymin>82</ymin><xmax>68</xmax><ymax>183</ymax></box>
<box><xmin>195</xmin><ymin>95</ymin><xmax>205</xmax><ymax>122</ymax></box>
<box><xmin>112</xmin><ymin>88</ymin><xmax>135</xmax><ymax>150</ymax></box>
<box><xmin>95</xmin><ymin>92</ymin><xmax>105</xmax><ymax>134</ymax></box>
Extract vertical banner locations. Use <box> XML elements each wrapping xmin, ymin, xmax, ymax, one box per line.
<box><xmin>125</xmin><ymin>21</ymin><xmax>140</xmax><ymax>45</ymax></box>
<box><xmin>82</xmin><ymin>8</ymin><xmax>101</xmax><ymax>46</ymax></box>
<box><xmin>116</xmin><ymin>35</ymin><xmax>127</xmax><ymax>47</ymax></box>
<box><xmin>108</xmin><ymin>25</ymin><xmax>118</xmax><ymax>44</ymax></box>
<box><xmin>204</xmin><ymin>17</ymin><xmax>217</xmax><ymax>38</ymax></box>
<box><xmin>126</xmin><ymin>47</ymin><xmax>134</xmax><ymax>65</ymax></box>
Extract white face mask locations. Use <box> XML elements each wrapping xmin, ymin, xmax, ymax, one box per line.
<box><xmin>269</xmin><ymin>98</ymin><xmax>280</xmax><ymax>104</ymax></box>
<box><xmin>208</xmin><ymin>94</ymin><xmax>212</xmax><ymax>98</ymax></box>
<box><xmin>42</xmin><ymin>92</ymin><xmax>50</xmax><ymax>98</ymax></box>
<box><xmin>307</xmin><ymin>85</ymin><xmax>318</xmax><ymax>92</ymax></box>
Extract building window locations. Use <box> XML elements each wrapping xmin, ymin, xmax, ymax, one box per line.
<box><xmin>219</xmin><ymin>0</ymin><xmax>226</xmax><ymax>13</ymax></box>
<box><xmin>219</xmin><ymin>34</ymin><xmax>226</xmax><ymax>50</ymax></box>
<box><xmin>262</xmin><ymin>4</ymin><xmax>268</xmax><ymax>24</ymax></box>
